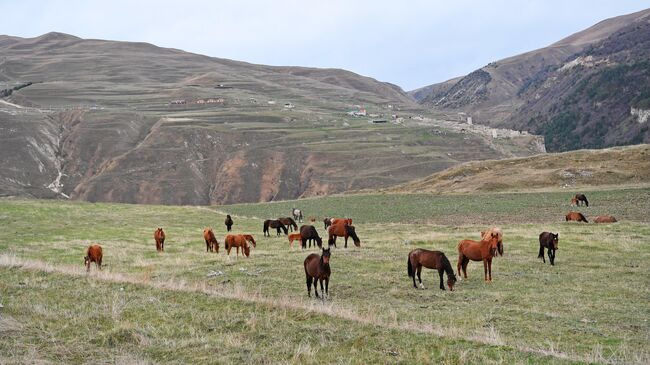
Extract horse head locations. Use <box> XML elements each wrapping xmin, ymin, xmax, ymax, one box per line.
<box><xmin>552</xmin><ymin>233</ymin><xmax>559</xmax><ymax>250</ymax></box>
<box><xmin>346</xmin><ymin>225</ymin><xmax>361</xmax><ymax>246</ymax></box>
<box><xmin>447</xmin><ymin>273</ymin><xmax>457</xmax><ymax>291</ymax></box>
<box><xmin>487</xmin><ymin>233</ymin><xmax>499</xmax><ymax>256</ymax></box>
<box><xmin>321</xmin><ymin>248</ymin><xmax>331</xmax><ymax>265</ymax></box>
<box><xmin>315</xmin><ymin>235</ymin><xmax>323</xmax><ymax>248</ymax></box>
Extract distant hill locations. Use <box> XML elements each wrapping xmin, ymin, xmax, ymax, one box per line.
<box><xmin>384</xmin><ymin>144</ymin><xmax>650</xmax><ymax>194</ymax></box>
<box><xmin>411</xmin><ymin>8</ymin><xmax>650</xmax><ymax>152</ymax></box>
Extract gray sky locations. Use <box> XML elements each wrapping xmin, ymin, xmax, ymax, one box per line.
<box><xmin>1</xmin><ymin>0</ymin><xmax>648</xmax><ymax>90</ymax></box>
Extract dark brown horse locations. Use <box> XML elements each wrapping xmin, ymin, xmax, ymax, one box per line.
<box><xmin>457</xmin><ymin>232</ymin><xmax>500</xmax><ymax>282</ymax></box>
<box><xmin>263</xmin><ymin>219</ymin><xmax>288</xmax><ymax>236</ymax></box>
<box><xmin>299</xmin><ymin>225</ymin><xmax>323</xmax><ymax>249</ymax></box>
<box><xmin>224</xmin><ymin>215</ymin><xmax>233</xmax><ymax>232</ymax></box>
<box><xmin>574</xmin><ymin>193</ymin><xmax>589</xmax><ymax>207</ymax></box>
<box><xmin>323</xmin><ymin>217</ymin><xmax>332</xmax><ymax>230</ymax></box>
<box><xmin>538</xmin><ymin>232</ymin><xmax>559</xmax><ymax>265</ymax></box>
<box><xmin>278</xmin><ymin>217</ymin><xmax>298</xmax><ymax>232</ymax></box>
<box><xmin>203</xmin><ymin>228</ymin><xmax>219</xmax><ymax>253</ymax></box>
<box><xmin>327</xmin><ymin>221</ymin><xmax>360</xmax><ymax>248</ymax></box>
<box><xmin>304</xmin><ymin>248</ymin><xmax>331</xmax><ymax>298</ymax></box>
<box><xmin>154</xmin><ymin>228</ymin><xmax>165</xmax><ymax>252</ymax></box>
<box><xmin>224</xmin><ymin>234</ymin><xmax>251</xmax><ymax>257</ymax></box>
<box><xmin>594</xmin><ymin>215</ymin><xmax>617</xmax><ymax>223</ymax></box>
<box><xmin>84</xmin><ymin>244</ymin><xmax>103</xmax><ymax>272</ymax></box>
<box><xmin>407</xmin><ymin>249</ymin><xmax>456</xmax><ymax>290</ymax></box>
<box><xmin>566</xmin><ymin>211</ymin><xmax>588</xmax><ymax>223</ymax></box>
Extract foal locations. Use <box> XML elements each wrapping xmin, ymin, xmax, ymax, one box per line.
<box><xmin>304</xmin><ymin>248</ymin><xmax>331</xmax><ymax>298</ymax></box>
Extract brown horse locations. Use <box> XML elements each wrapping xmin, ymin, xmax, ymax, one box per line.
<box><xmin>300</xmin><ymin>225</ymin><xmax>323</xmax><ymax>249</ymax></box>
<box><xmin>457</xmin><ymin>232</ymin><xmax>500</xmax><ymax>282</ymax></box>
<box><xmin>154</xmin><ymin>228</ymin><xmax>165</xmax><ymax>252</ymax></box>
<box><xmin>327</xmin><ymin>221</ymin><xmax>360</xmax><ymax>248</ymax></box>
<box><xmin>263</xmin><ymin>219</ymin><xmax>288</xmax><ymax>236</ymax></box>
<box><xmin>304</xmin><ymin>248</ymin><xmax>331</xmax><ymax>298</ymax></box>
<box><xmin>594</xmin><ymin>215</ymin><xmax>617</xmax><ymax>223</ymax></box>
<box><xmin>84</xmin><ymin>244</ymin><xmax>103</xmax><ymax>272</ymax></box>
<box><xmin>203</xmin><ymin>228</ymin><xmax>219</xmax><ymax>253</ymax></box>
<box><xmin>538</xmin><ymin>232</ymin><xmax>559</xmax><ymax>265</ymax></box>
<box><xmin>224</xmin><ymin>215</ymin><xmax>233</xmax><ymax>232</ymax></box>
<box><xmin>288</xmin><ymin>232</ymin><xmax>302</xmax><ymax>248</ymax></box>
<box><xmin>566</xmin><ymin>211</ymin><xmax>588</xmax><ymax>223</ymax></box>
<box><xmin>331</xmin><ymin>218</ymin><xmax>352</xmax><ymax>226</ymax></box>
<box><xmin>224</xmin><ymin>234</ymin><xmax>251</xmax><ymax>257</ymax></box>
<box><xmin>242</xmin><ymin>234</ymin><xmax>256</xmax><ymax>248</ymax></box>
<box><xmin>407</xmin><ymin>249</ymin><xmax>456</xmax><ymax>290</ymax></box>
<box><xmin>570</xmin><ymin>197</ymin><xmax>578</xmax><ymax>206</ymax></box>
<box><xmin>480</xmin><ymin>227</ymin><xmax>503</xmax><ymax>256</ymax></box>
<box><xmin>574</xmin><ymin>193</ymin><xmax>589</xmax><ymax>207</ymax></box>
<box><xmin>323</xmin><ymin>217</ymin><xmax>332</xmax><ymax>230</ymax></box>
<box><xmin>278</xmin><ymin>217</ymin><xmax>298</xmax><ymax>232</ymax></box>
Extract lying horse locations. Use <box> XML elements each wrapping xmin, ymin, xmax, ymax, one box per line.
<box><xmin>224</xmin><ymin>234</ymin><xmax>251</xmax><ymax>257</ymax></box>
<box><xmin>154</xmin><ymin>227</ymin><xmax>165</xmax><ymax>252</ymax></box>
<box><xmin>457</xmin><ymin>232</ymin><xmax>500</xmax><ymax>282</ymax></box>
<box><xmin>242</xmin><ymin>234</ymin><xmax>256</xmax><ymax>248</ymax></box>
<box><xmin>300</xmin><ymin>225</ymin><xmax>323</xmax><ymax>249</ymax></box>
<box><xmin>278</xmin><ymin>217</ymin><xmax>298</xmax><ymax>232</ymax></box>
<box><xmin>288</xmin><ymin>232</ymin><xmax>302</xmax><ymax>248</ymax></box>
<box><xmin>566</xmin><ymin>211</ymin><xmax>588</xmax><ymax>223</ymax></box>
<box><xmin>304</xmin><ymin>248</ymin><xmax>331</xmax><ymax>298</ymax></box>
<box><xmin>480</xmin><ymin>227</ymin><xmax>503</xmax><ymax>256</ymax></box>
<box><xmin>224</xmin><ymin>215</ymin><xmax>233</xmax><ymax>232</ymax></box>
<box><xmin>594</xmin><ymin>215</ymin><xmax>617</xmax><ymax>223</ymax></box>
<box><xmin>327</xmin><ymin>221</ymin><xmax>360</xmax><ymax>248</ymax></box>
<box><xmin>84</xmin><ymin>244</ymin><xmax>103</xmax><ymax>272</ymax></box>
<box><xmin>203</xmin><ymin>228</ymin><xmax>219</xmax><ymax>253</ymax></box>
<box><xmin>263</xmin><ymin>219</ymin><xmax>288</xmax><ymax>236</ymax></box>
<box><xmin>538</xmin><ymin>232</ymin><xmax>559</xmax><ymax>265</ymax></box>
<box><xmin>292</xmin><ymin>208</ymin><xmax>303</xmax><ymax>223</ymax></box>
<box><xmin>407</xmin><ymin>249</ymin><xmax>456</xmax><ymax>290</ymax></box>
<box><xmin>574</xmin><ymin>193</ymin><xmax>589</xmax><ymax>207</ymax></box>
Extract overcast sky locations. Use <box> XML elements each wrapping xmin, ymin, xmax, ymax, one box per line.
<box><xmin>2</xmin><ymin>1</ymin><xmax>648</xmax><ymax>90</ymax></box>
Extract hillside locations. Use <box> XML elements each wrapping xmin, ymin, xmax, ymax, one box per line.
<box><xmin>384</xmin><ymin>144</ymin><xmax>650</xmax><ymax>194</ymax></box>
<box><xmin>0</xmin><ymin>32</ymin><xmax>544</xmax><ymax>205</ymax></box>
<box><xmin>411</xmin><ymin>8</ymin><xmax>650</xmax><ymax>151</ymax></box>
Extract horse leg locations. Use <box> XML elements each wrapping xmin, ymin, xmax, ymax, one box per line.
<box><xmin>319</xmin><ymin>278</ymin><xmax>325</xmax><ymax>299</ymax></box>
<box><xmin>314</xmin><ymin>277</ymin><xmax>320</xmax><ymax>298</ymax></box>
<box><xmin>306</xmin><ymin>275</ymin><xmax>312</xmax><ymax>297</ymax></box>
<box><xmin>461</xmin><ymin>257</ymin><xmax>469</xmax><ymax>279</ymax></box>
<box><xmin>438</xmin><ymin>269</ymin><xmax>445</xmax><ymax>290</ymax></box>
<box><xmin>549</xmin><ymin>249</ymin><xmax>555</xmax><ymax>266</ymax></box>
<box><xmin>417</xmin><ymin>265</ymin><xmax>424</xmax><ymax>289</ymax></box>
<box><xmin>457</xmin><ymin>255</ymin><xmax>463</xmax><ymax>279</ymax></box>
<box><xmin>161</xmin><ymin>241</ymin><xmax>164</xmax><ymax>252</ymax></box>
<box><xmin>483</xmin><ymin>259</ymin><xmax>488</xmax><ymax>282</ymax></box>
<box><xmin>538</xmin><ymin>245</ymin><xmax>545</xmax><ymax>263</ymax></box>
<box><xmin>487</xmin><ymin>258</ymin><xmax>493</xmax><ymax>282</ymax></box>
<box><xmin>325</xmin><ymin>277</ymin><xmax>329</xmax><ymax>297</ymax></box>
<box><xmin>344</xmin><ymin>235</ymin><xmax>348</xmax><ymax>248</ymax></box>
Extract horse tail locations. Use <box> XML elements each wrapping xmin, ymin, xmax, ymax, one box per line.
<box><xmin>497</xmin><ymin>241</ymin><xmax>504</xmax><ymax>256</ymax></box>
<box><xmin>407</xmin><ymin>256</ymin><xmax>414</xmax><ymax>278</ymax></box>
<box><xmin>263</xmin><ymin>220</ymin><xmax>268</xmax><ymax>233</ymax></box>
<box><xmin>538</xmin><ymin>244</ymin><xmax>544</xmax><ymax>258</ymax></box>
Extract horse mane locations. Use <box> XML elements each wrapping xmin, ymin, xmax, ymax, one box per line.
<box><xmin>439</xmin><ymin>253</ymin><xmax>456</xmax><ymax>280</ymax></box>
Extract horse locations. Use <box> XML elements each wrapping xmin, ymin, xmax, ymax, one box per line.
<box><xmin>292</xmin><ymin>208</ymin><xmax>303</xmax><ymax>223</ymax></box>
<box><xmin>407</xmin><ymin>249</ymin><xmax>456</xmax><ymax>290</ymax></box>
<box><xmin>224</xmin><ymin>234</ymin><xmax>251</xmax><ymax>257</ymax></box>
<box><xmin>480</xmin><ymin>227</ymin><xmax>503</xmax><ymax>256</ymax></box>
<box><xmin>574</xmin><ymin>193</ymin><xmax>589</xmax><ymax>207</ymax></box>
<box><xmin>154</xmin><ymin>227</ymin><xmax>165</xmax><ymax>252</ymax></box>
<box><xmin>566</xmin><ymin>211</ymin><xmax>588</xmax><ymax>223</ymax></box>
<box><xmin>304</xmin><ymin>248</ymin><xmax>331</xmax><ymax>298</ymax></box>
<box><xmin>323</xmin><ymin>217</ymin><xmax>332</xmax><ymax>230</ymax></box>
<box><xmin>242</xmin><ymin>234</ymin><xmax>256</xmax><ymax>248</ymax></box>
<box><xmin>538</xmin><ymin>232</ymin><xmax>559</xmax><ymax>265</ymax></box>
<box><xmin>288</xmin><ymin>232</ymin><xmax>302</xmax><ymax>248</ymax></box>
<box><xmin>224</xmin><ymin>215</ymin><xmax>233</xmax><ymax>232</ymax></box>
<box><xmin>203</xmin><ymin>228</ymin><xmax>219</xmax><ymax>253</ymax></box>
<box><xmin>594</xmin><ymin>215</ymin><xmax>617</xmax><ymax>223</ymax></box>
<box><xmin>278</xmin><ymin>217</ymin><xmax>298</xmax><ymax>232</ymax></box>
<box><xmin>300</xmin><ymin>225</ymin><xmax>323</xmax><ymax>249</ymax></box>
<box><xmin>570</xmin><ymin>197</ymin><xmax>578</xmax><ymax>206</ymax></box>
<box><xmin>327</xmin><ymin>221</ymin><xmax>360</xmax><ymax>248</ymax></box>
<box><xmin>457</xmin><ymin>232</ymin><xmax>500</xmax><ymax>282</ymax></box>
<box><xmin>263</xmin><ymin>219</ymin><xmax>288</xmax><ymax>236</ymax></box>
<box><xmin>84</xmin><ymin>244</ymin><xmax>103</xmax><ymax>272</ymax></box>
<box><xmin>331</xmin><ymin>218</ymin><xmax>352</xmax><ymax>226</ymax></box>
<box><xmin>308</xmin><ymin>216</ymin><xmax>317</xmax><ymax>223</ymax></box>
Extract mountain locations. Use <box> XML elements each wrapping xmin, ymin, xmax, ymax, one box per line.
<box><xmin>411</xmin><ymin>8</ymin><xmax>650</xmax><ymax>152</ymax></box>
<box><xmin>0</xmin><ymin>32</ymin><xmax>542</xmax><ymax>205</ymax></box>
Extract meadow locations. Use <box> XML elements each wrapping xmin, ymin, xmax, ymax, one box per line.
<box><xmin>0</xmin><ymin>187</ymin><xmax>649</xmax><ymax>364</ymax></box>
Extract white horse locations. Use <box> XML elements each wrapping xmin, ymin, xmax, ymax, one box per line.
<box><xmin>292</xmin><ymin>208</ymin><xmax>303</xmax><ymax>223</ymax></box>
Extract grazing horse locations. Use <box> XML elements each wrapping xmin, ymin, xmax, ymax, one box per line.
<box><xmin>570</xmin><ymin>197</ymin><xmax>578</xmax><ymax>206</ymax></box>
<box><xmin>224</xmin><ymin>215</ymin><xmax>233</xmax><ymax>232</ymax></box>
<box><xmin>304</xmin><ymin>248</ymin><xmax>331</xmax><ymax>298</ymax></box>
<box><xmin>300</xmin><ymin>225</ymin><xmax>323</xmax><ymax>249</ymax></box>
<box><xmin>323</xmin><ymin>217</ymin><xmax>332</xmax><ymax>230</ymax></box>
<box><xmin>288</xmin><ymin>232</ymin><xmax>302</xmax><ymax>248</ymax></box>
<box><xmin>566</xmin><ymin>211</ymin><xmax>588</xmax><ymax>223</ymax></box>
<box><xmin>457</xmin><ymin>233</ymin><xmax>500</xmax><ymax>282</ymax></box>
<box><xmin>203</xmin><ymin>228</ymin><xmax>219</xmax><ymax>253</ymax></box>
<box><xmin>263</xmin><ymin>219</ymin><xmax>288</xmax><ymax>236</ymax></box>
<box><xmin>538</xmin><ymin>232</ymin><xmax>559</xmax><ymax>265</ymax></box>
<box><xmin>327</xmin><ymin>221</ymin><xmax>360</xmax><ymax>248</ymax></box>
<box><xmin>224</xmin><ymin>234</ymin><xmax>251</xmax><ymax>257</ymax></box>
<box><xmin>594</xmin><ymin>215</ymin><xmax>617</xmax><ymax>223</ymax></box>
<box><xmin>407</xmin><ymin>249</ymin><xmax>456</xmax><ymax>290</ymax></box>
<box><xmin>278</xmin><ymin>217</ymin><xmax>298</xmax><ymax>232</ymax></box>
<box><xmin>84</xmin><ymin>244</ymin><xmax>103</xmax><ymax>272</ymax></box>
<box><xmin>242</xmin><ymin>234</ymin><xmax>256</xmax><ymax>248</ymax></box>
<box><xmin>480</xmin><ymin>227</ymin><xmax>503</xmax><ymax>256</ymax></box>
<box><xmin>154</xmin><ymin>227</ymin><xmax>165</xmax><ymax>252</ymax></box>
<box><xmin>292</xmin><ymin>208</ymin><xmax>303</xmax><ymax>223</ymax></box>
<box><xmin>574</xmin><ymin>193</ymin><xmax>589</xmax><ymax>207</ymax></box>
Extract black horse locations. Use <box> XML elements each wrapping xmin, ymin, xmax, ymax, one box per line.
<box><xmin>323</xmin><ymin>217</ymin><xmax>332</xmax><ymax>231</ymax></box>
<box><xmin>224</xmin><ymin>215</ymin><xmax>233</xmax><ymax>232</ymax></box>
<box><xmin>299</xmin><ymin>225</ymin><xmax>323</xmax><ymax>249</ymax></box>
<box><xmin>263</xmin><ymin>219</ymin><xmax>288</xmax><ymax>237</ymax></box>
<box><xmin>538</xmin><ymin>232</ymin><xmax>559</xmax><ymax>265</ymax></box>
<box><xmin>575</xmin><ymin>193</ymin><xmax>589</xmax><ymax>207</ymax></box>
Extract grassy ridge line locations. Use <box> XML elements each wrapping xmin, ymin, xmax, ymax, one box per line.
<box><xmin>0</xmin><ymin>253</ymin><xmax>583</xmax><ymax>363</ymax></box>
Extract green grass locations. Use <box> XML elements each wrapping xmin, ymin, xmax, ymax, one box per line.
<box><xmin>0</xmin><ymin>188</ymin><xmax>649</xmax><ymax>364</ymax></box>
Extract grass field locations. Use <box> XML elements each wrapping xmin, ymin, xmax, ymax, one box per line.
<box><xmin>1</xmin><ymin>187</ymin><xmax>649</xmax><ymax>364</ymax></box>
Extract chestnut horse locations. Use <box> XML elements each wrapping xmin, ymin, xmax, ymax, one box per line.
<box><xmin>224</xmin><ymin>215</ymin><xmax>233</xmax><ymax>232</ymax></box>
<box><xmin>288</xmin><ymin>232</ymin><xmax>302</xmax><ymax>248</ymax></box>
<box><xmin>203</xmin><ymin>228</ymin><xmax>219</xmax><ymax>253</ymax></box>
<box><xmin>570</xmin><ymin>197</ymin><xmax>578</xmax><ymax>207</ymax></box>
<box><xmin>278</xmin><ymin>217</ymin><xmax>298</xmax><ymax>232</ymax></box>
<box><xmin>480</xmin><ymin>227</ymin><xmax>503</xmax><ymax>256</ymax></box>
<box><xmin>457</xmin><ymin>232</ymin><xmax>500</xmax><ymax>282</ymax></box>
<box><xmin>327</xmin><ymin>221</ymin><xmax>360</xmax><ymax>248</ymax></box>
<box><xmin>566</xmin><ymin>211</ymin><xmax>588</xmax><ymax>223</ymax></box>
<box><xmin>304</xmin><ymin>248</ymin><xmax>331</xmax><ymax>298</ymax></box>
<box><xmin>154</xmin><ymin>227</ymin><xmax>165</xmax><ymax>252</ymax></box>
<box><xmin>84</xmin><ymin>244</ymin><xmax>103</xmax><ymax>272</ymax></box>
<box><xmin>242</xmin><ymin>234</ymin><xmax>256</xmax><ymax>248</ymax></box>
<box><xmin>538</xmin><ymin>232</ymin><xmax>559</xmax><ymax>265</ymax></box>
<box><xmin>224</xmin><ymin>234</ymin><xmax>251</xmax><ymax>257</ymax></box>
<box><xmin>594</xmin><ymin>215</ymin><xmax>617</xmax><ymax>223</ymax></box>
<box><xmin>263</xmin><ymin>219</ymin><xmax>288</xmax><ymax>236</ymax></box>
<box><xmin>407</xmin><ymin>249</ymin><xmax>456</xmax><ymax>290</ymax></box>
<box><xmin>331</xmin><ymin>218</ymin><xmax>352</xmax><ymax>226</ymax></box>
<box><xmin>574</xmin><ymin>193</ymin><xmax>589</xmax><ymax>207</ymax></box>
